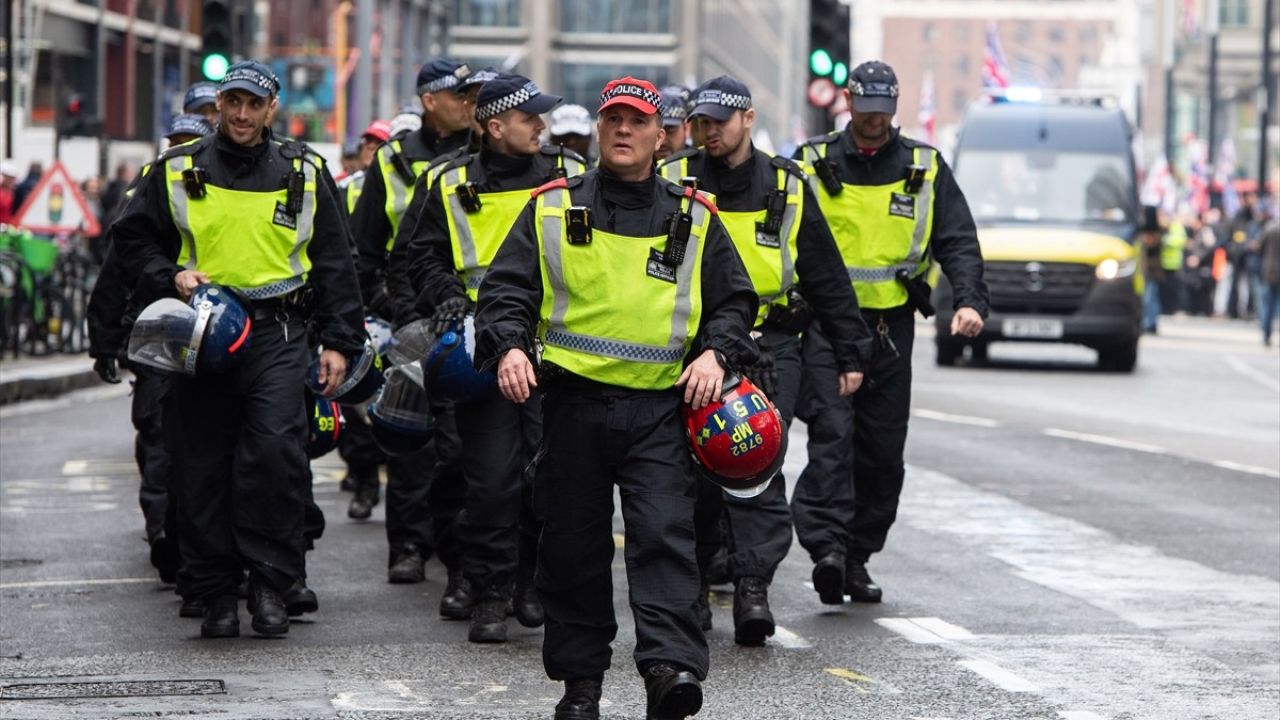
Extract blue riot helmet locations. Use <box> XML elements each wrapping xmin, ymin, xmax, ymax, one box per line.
<box><xmin>127</xmin><ymin>284</ymin><xmax>252</xmax><ymax>376</ymax></box>
<box><xmin>306</xmin><ymin>339</ymin><xmax>385</xmax><ymax>405</ymax></box>
<box><xmin>367</xmin><ymin>362</ymin><xmax>433</xmax><ymax>456</ymax></box>
<box><xmin>306</xmin><ymin>391</ymin><xmax>345</xmax><ymax>459</ymax></box>
<box><xmin>425</xmin><ymin>316</ymin><xmax>497</xmax><ymax>403</ymax></box>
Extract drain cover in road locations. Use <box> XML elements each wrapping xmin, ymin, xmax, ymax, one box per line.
<box><xmin>1</xmin><ymin>679</ymin><xmax>225</xmax><ymax>700</ymax></box>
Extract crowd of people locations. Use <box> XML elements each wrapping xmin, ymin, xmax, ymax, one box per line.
<box><xmin>74</xmin><ymin>55</ymin><xmax>992</xmax><ymax>720</ymax></box>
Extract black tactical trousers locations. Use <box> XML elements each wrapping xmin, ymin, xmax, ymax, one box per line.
<box><xmin>455</xmin><ymin>392</ymin><xmax>541</xmax><ymax>595</ymax></box>
<box><xmin>338</xmin><ymin>404</ymin><xmax>384</xmax><ymax>488</ymax></box>
<box><xmin>167</xmin><ymin>317</ymin><xmax>310</xmax><ymax>599</ymax></box>
<box><xmin>538</xmin><ymin>384</ymin><xmax>708</xmax><ymax>682</ymax></box>
<box><xmin>130</xmin><ymin>366</ymin><xmax>173</xmax><ymax>544</ymax></box>
<box><xmin>721</xmin><ymin>328</ymin><xmax>799</xmax><ymax>582</ymax></box>
<box><xmin>793</xmin><ymin>312</ymin><xmax>914</xmax><ymax>563</ymax></box>
<box><xmin>384</xmin><ymin>403</ymin><xmax>464</xmax><ymax>568</ymax></box>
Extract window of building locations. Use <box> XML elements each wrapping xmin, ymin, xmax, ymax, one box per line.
<box><xmin>953</xmin><ymin>89</ymin><xmax>968</xmax><ymax>113</ymax></box>
<box><xmin>557</xmin><ymin>62</ymin><xmax>671</xmax><ymax>109</ymax></box>
<box><xmin>1219</xmin><ymin>0</ymin><xmax>1250</xmax><ymax>27</ymax></box>
<box><xmin>452</xmin><ymin>0</ymin><xmax>520</xmax><ymax>27</ymax></box>
<box><xmin>1079</xmin><ymin>25</ymin><xmax>1096</xmax><ymax>44</ymax></box>
<box><xmin>560</xmin><ymin>0</ymin><xmax>672</xmax><ymax>34</ymax></box>
<box><xmin>1015</xmin><ymin>22</ymin><xmax>1032</xmax><ymax>43</ymax></box>
<box><xmin>1048</xmin><ymin>54</ymin><xmax>1064</xmax><ymax>81</ymax></box>
<box><xmin>955</xmin><ymin>54</ymin><xmax>970</xmax><ymax>75</ymax></box>
<box><xmin>955</xmin><ymin>23</ymin><xmax>970</xmax><ymax>43</ymax></box>
<box><xmin>922</xmin><ymin>23</ymin><xmax>937</xmax><ymax>42</ymax></box>
<box><xmin>1048</xmin><ymin>26</ymin><xmax>1065</xmax><ymax>43</ymax></box>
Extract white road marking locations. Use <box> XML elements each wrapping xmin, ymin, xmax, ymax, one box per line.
<box><xmin>957</xmin><ymin>659</ymin><xmax>1039</xmax><ymax>693</ymax></box>
<box><xmin>62</xmin><ymin>459</ymin><xmax>137</xmax><ymax>476</ymax></box>
<box><xmin>907</xmin><ymin>617</ymin><xmax>976</xmax><ymax>641</ymax></box>
<box><xmin>770</xmin><ymin>625</ymin><xmax>813</xmax><ymax>649</ymax></box>
<box><xmin>1223</xmin><ymin>354</ymin><xmax>1280</xmax><ymax>392</ymax></box>
<box><xmin>1210</xmin><ymin>459</ymin><xmax>1280</xmax><ymax>479</ymax></box>
<box><xmin>0</xmin><ymin>577</ymin><xmax>157</xmax><ymax>589</ymax></box>
<box><xmin>913</xmin><ymin>408</ymin><xmax>1001</xmax><ymax>428</ymax></box>
<box><xmin>875</xmin><ymin>618</ymin><xmax>949</xmax><ymax>644</ymax></box>
<box><xmin>1042</xmin><ymin>428</ymin><xmax>1165</xmax><ymax>454</ymax></box>
<box><xmin>1058</xmin><ymin>712</ymin><xmax>1108</xmax><ymax>720</ymax></box>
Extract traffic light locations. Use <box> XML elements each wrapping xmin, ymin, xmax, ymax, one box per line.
<box><xmin>201</xmin><ymin>0</ymin><xmax>233</xmax><ymax>81</ymax></box>
<box><xmin>58</xmin><ymin>93</ymin><xmax>98</xmax><ymax>137</ymax></box>
<box><xmin>808</xmin><ymin>0</ymin><xmax>851</xmax><ymax>108</ymax></box>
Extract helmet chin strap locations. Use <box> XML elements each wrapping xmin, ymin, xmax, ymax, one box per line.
<box><xmin>184</xmin><ymin>300</ymin><xmax>213</xmax><ymax>376</ymax></box>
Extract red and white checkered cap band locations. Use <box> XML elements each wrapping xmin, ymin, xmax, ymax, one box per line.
<box><xmin>476</xmin><ymin>82</ymin><xmax>542</xmax><ymax>121</ymax></box>
<box><xmin>599</xmin><ymin>83</ymin><xmax>663</xmax><ymax>114</ymax></box>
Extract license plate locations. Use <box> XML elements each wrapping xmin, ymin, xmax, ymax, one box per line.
<box><xmin>1002</xmin><ymin>317</ymin><xmax>1064</xmax><ymax>339</ymax></box>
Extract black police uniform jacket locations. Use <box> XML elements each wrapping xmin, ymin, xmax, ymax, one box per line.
<box><xmin>796</xmin><ymin>126</ymin><xmax>990</xmax><ymax>317</ymax></box>
<box><xmin>349</xmin><ymin>125</ymin><xmax>473</xmax><ymax>318</ymax></box>
<box><xmin>110</xmin><ymin>130</ymin><xmax>367</xmax><ymax>356</ymax></box>
<box><xmin>404</xmin><ymin>145</ymin><xmax>588</xmax><ymax>321</ymax></box>
<box><xmin>668</xmin><ymin>145</ymin><xmax>874</xmax><ymax>372</ymax></box>
<box><xmin>472</xmin><ymin>167</ymin><xmax>760</xmax><ymax>378</ymax></box>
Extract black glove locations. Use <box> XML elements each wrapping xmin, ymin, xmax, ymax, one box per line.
<box><xmin>94</xmin><ymin>357</ymin><xmax>121</xmax><ymax>384</ymax></box>
<box><xmin>431</xmin><ymin>295</ymin><xmax>474</xmax><ymax>335</ymax></box>
<box><xmin>743</xmin><ymin>347</ymin><xmax>778</xmax><ymax>399</ymax></box>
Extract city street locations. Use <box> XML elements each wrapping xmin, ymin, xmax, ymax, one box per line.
<box><xmin>1</xmin><ymin>315</ymin><xmax>1277</xmax><ymax>720</ymax></box>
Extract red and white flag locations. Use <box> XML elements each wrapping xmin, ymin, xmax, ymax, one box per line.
<box><xmin>918</xmin><ymin>68</ymin><xmax>936</xmax><ymax>144</ymax></box>
<box><xmin>982</xmin><ymin>22</ymin><xmax>1010</xmax><ymax>89</ymax></box>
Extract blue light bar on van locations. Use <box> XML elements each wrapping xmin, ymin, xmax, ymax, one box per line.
<box><xmin>1003</xmin><ymin>86</ymin><xmax>1043</xmax><ymax>103</ymax></box>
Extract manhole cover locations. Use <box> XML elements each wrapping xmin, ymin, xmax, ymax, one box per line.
<box><xmin>0</xmin><ymin>559</ymin><xmax>43</xmax><ymax>569</ymax></box>
<box><xmin>0</xmin><ymin>679</ymin><xmax>226</xmax><ymax>700</ymax></box>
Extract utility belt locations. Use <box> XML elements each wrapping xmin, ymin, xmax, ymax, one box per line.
<box><xmin>249</xmin><ymin>285</ymin><xmax>313</xmax><ymax>322</ymax></box>
<box><xmin>537</xmin><ymin>361</ymin><xmax>680</xmax><ymax>400</ymax></box>
<box><xmin>758</xmin><ymin>288</ymin><xmax>812</xmax><ymax>335</ymax></box>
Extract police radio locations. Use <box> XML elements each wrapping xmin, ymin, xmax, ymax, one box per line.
<box><xmin>566</xmin><ymin>206</ymin><xmax>592</xmax><ymax>245</ymax></box>
<box><xmin>181</xmin><ymin>167</ymin><xmax>208</xmax><ymax>199</ymax></box>
<box><xmin>904</xmin><ymin>164</ymin><xmax>927</xmax><ymax>194</ymax></box>
<box><xmin>812</xmin><ymin>158</ymin><xmax>843</xmax><ymax>197</ymax></box>
<box><xmin>286</xmin><ymin>169</ymin><xmax>306</xmax><ymax>216</ymax></box>
<box><xmin>455</xmin><ymin>182</ymin><xmax>483</xmax><ymax>213</ymax></box>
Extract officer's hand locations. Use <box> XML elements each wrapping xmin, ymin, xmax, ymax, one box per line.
<box><xmin>498</xmin><ymin>348</ymin><xmax>538</xmax><ymax>404</ymax></box>
<box><xmin>174</xmin><ymin>270</ymin><xmax>211</xmax><ymax>301</ymax></box>
<box><xmin>838</xmin><ymin>371</ymin><xmax>863</xmax><ymax>396</ymax></box>
<box><xmin>431</xmin><ymin>295</ymin><xmax>473</xmax><ymax>335</ymax></box>
<box><xmin>93</xmin><ymin>357</ymin><xmax>121</xmax><ymax>384</ymax></box>
<box><xmin>317</xmin><ymin>349</ymin><xmax>348</xmax><ymax>397</ymax></box>
<box><xmin>677</xmin><ymin>350</ymin><xmax>724</xmax><ymax>410</ymax></box>
<box><xmin>950</xmin><ymin>307</ymin><xmax>984</xmax><ymax>338</ymax></box>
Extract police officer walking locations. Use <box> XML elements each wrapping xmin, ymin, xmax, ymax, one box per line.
<box><xmin>111</xmin><ymin>60</ymin><xmax>366</xmax><ymax>638</ymax></box>
<box><xmin>795</xmin><ymin>61</ymin><xmax>988</xmax><ymax>604</ymax></box>
<box><xmin>404</xmin><ymin>73</ymin><xmax>586</xmax><ymax>644</ymax></box>
<box><xmin>658</xmin><ymin>75</ymin><xmax>870</xmax><ymax>645</ymax></box>
<box><xmin>474</xmin><ymin>76</ymin><xmax>758</xmax><ymax>720</ymax></box>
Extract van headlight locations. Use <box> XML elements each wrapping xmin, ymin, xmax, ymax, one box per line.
<box><xmin>1096</xmin><ymin>258</ymin><xmax>1137</xmax><ymax>280</ymax></box>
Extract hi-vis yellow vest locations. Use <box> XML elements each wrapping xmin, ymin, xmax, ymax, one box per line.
<box><xmin>800</xmin><ymin>137</ymin><xmax>938</xmax><ymax>310</ymax></box>
<box><xmin>340</xmin><ymin>170</ymin><xmax>366</xmax><ymax>215</ymax></box>
<box><xmin>659</xmin><ymin>154</ymin><xmax>802</xmax><ymax>327</ymax></box>
<box><xmin>165</xmin><ymin>145</ymin><xmax>318</xmax><ymax>299</ymax></box>
<box><xmin>377</xmin><ymin>139</ymin><xmax>434</xmax><ymax>248</ymax></box>
<box><xmin>440</xmin><ymin>153</ymin><xmax>586</xmax><ymax>301</ymax></box>
<box><xmin>534</xmin><ymin>180</ymin><xmax>713</xmax><ymax>390</ymax></box>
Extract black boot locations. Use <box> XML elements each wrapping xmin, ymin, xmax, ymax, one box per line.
<box><xmin>695</xmin><ymin>582</ymin><xmax>712</xmax><ymax>631</ymax></box>
<box><xmin>388</xmin><ymin>549</ymin><xmax>425</xmax><ymax>584</ymax></box>
<box><xmin>283</xmin><ymin>579</ymin><xmax>319</xmax><ymax>616</ymax></box>
<box><xmin>179</xmin><ymin>596</ymin><xmax>206</xmax><ymax>619</ymax></box>
<box><xmin>732</xmin><ymin>575</ymin><xmax>774</xmax><ymax>646</ymax></box>
<box><xmin>643</xmin><ymin>663</ymin><xmax>702</xmax><ymax>720</ymax></box>
<box><xmin>440</xmin><ymin>569</ymin><xmax>476</xmax><ymax>620</ymax></box>
<box><xmin>704</xmin><ymin>543</ymin><xmax>731</xmax><ymax>586</ymax></box>
<box><xmin>247</xmin><ymin>578</ymin><xmax>290</xmax><ymax>636</ymax></box>
<box><xmin>845</xmin><ymin>560</ymin><xmax>883</xmax><ymax>603</ymax></box>
<box><xmin>511</xmin><ymin>582</ymin><xmax>544</xmax><ymax>628</ymax></box>
<box><xmin>553</xmin><ymin>676</ymin><xmax>602</xmax><ymax>720</ymax></box>
<box><xmin>812</xmin><ymin>552</ymin><xmax>846</xmax><ymax>605</ymax></box>
<box><xmin>347</xmin><ymin>483</ymin><xmax>379</xmax><ymax>520</ymax></box>
<box><xmin>200</xmin><ymin>594</ymin><xmax>239</xmax><ymax>639</ymax></box>
<box><xmin>468</xmin><ymin>587</ymin><xmax>508</xmax><ymax>643</ymax></box>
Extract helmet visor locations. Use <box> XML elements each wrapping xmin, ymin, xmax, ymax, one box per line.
<box><xmin>127</xmin><ymin>298</ymin><xmax>203</xmax><ymax>375</ymax></box>
<box><xmin>371</xmin><ymin>363</ymin><xmax>431</xmax><ymax>429</ymax></box>
<box><xmin>386</xmin><ymin>319</ymin><xmax>438</xmax><ymax>367</ymax></box>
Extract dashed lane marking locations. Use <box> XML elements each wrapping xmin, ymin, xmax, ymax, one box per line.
<box><xmin>1042</xmin><ymin>428</ymin><xmax>1166</xmax><ymax>454</ymax></box>
<box><xmin>1210</xmin><ymin>459</ymin><xmax>1280</xmax><ymax>479</ymax></box>
<box><xmin>0</xmin><ymin>577</ymin><xmax>157</xmax><ymax>590</ymax></box>
<box><xmin>913</xmin><ymin>408</ymin><xmax>1001</xmax><ymax>428</ymax></box>
<box><xmin>1223</xmin><ymin>354</ymin><xmax>1280</xmax><ymax>392</ymax></box>
<box><xmin>875</xmin><ymin>617</ymin><xmax>951</xmax><ymax>644</ymax></box>
<box><xmin>770</xmin><ymin>625</ymin><xmax>813</xmax><ymax>649</ymax></box>
<box><xmin>62</xmin><ymin>459</ymin><xmax>137</xmax><ymax>476</ymax></box>
<box><xmin>956</xmin><ymin>658</ymin><xmax>1040</xmax><ymax>693</ymax></box>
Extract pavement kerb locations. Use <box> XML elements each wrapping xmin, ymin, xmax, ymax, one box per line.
<box><xmin>0</xmin><ymin>356</ymin><xmax>105</xmax><ymax>406</ymax></box>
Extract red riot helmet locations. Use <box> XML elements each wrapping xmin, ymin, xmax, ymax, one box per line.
<box><xmin>682</xmin><ymin>373</ymin><xmax>787</xmax><ymax>498</ymax></box>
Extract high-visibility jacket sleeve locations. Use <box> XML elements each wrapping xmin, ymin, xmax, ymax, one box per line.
<box><xmin>473</xmin><ymin>202</ymin><xmax>542</xmax><ymax>372</ymax></box>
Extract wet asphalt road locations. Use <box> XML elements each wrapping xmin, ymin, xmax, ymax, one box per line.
<box><xmin>0</xmin><ymin>315</ymin><xmax>1277</xmax><ymax>719</ymax></box>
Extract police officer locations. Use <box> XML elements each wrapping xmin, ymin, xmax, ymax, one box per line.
<box><xmin>348</xmin><ymin>57</ymin><xmax>478</xmax><ymax>586</ymax></box>
<box><xmin>474</xmin><ymin>76</ymin><xmax>758</xmax><ymax>720</ymax></box>
<box><xmin>658</xmin><ymin>75</ymin><xmax>870</xmax><ymax>644</ymax></box>
<box><xmin>547</xmin><ymin>104</ymin><xmax>594</xmax><ymax>164</ymax></box>
<box><xmin>183</xmin><ymin>82</ymin><xmax>219</xmax><ymax>125</ymax></box>
<box><xmin>794</xmin><ymin>60</ymin><xmax>988</xmax><ymax>604</ymax></box>
<box><xmin>111</xmin><ymin>60</ymin><xmax>366</xmax><ymax>638</ymax></box>
<box><xmin>656</xmin><ymin>84</ymin><xmax>691</xmax><ymax>161</ymax></box>
<box><xmin>87</xmin><ymin>111</ymin><xmax>216</xmax><ymax>597</ymax></box>
<box><xmin>404</xmin><ymin>73</ymin><xmax>586</xmax><ymax>644</ymax></box>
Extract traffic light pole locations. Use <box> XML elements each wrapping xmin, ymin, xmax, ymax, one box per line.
<box><xmin>1260</xmin><ymin>0</ymin><xmax>1275</xmax><ymax>199</ymax></box>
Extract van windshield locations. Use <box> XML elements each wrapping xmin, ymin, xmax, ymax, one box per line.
<box><xmin>955</xmin><ymin>149</ymin><xmax>1135</xmax><ymax>225</ymax></box>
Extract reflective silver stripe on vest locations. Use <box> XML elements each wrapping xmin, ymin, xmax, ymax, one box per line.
<box><xmin>909</xmin><ymin>147</ymin><xmax>934</xmax><ymax>264</ymax></box>
<box><xmin>539</xmin><ymin>188</ymin><xmax>571</xmax><ymax>332</ymax></box>
<box><xmin>562</xmin><ymin>157</ymin><xmax>586</xmax><ymax>177</ymax></box>
<box><xmin>289</xmin><ymin>159</ymin><xmax>317</xmax><ymax>278</ymax></box>
<box><xmin>382</xmin><ymin>142</ymin><xmax>409</xmax><ymax>218</ymax></box>
<box><xmin>443</xmin><ymin>167</ymin><xmax>479</xmax><ymax>274</ymax></box>
<box><xmin>668</xmin><ymin>198</ymin><xmax>705</xmax><ymax>353</ymax></box>
<box><xmin>543</xmin><ymin>329</ymin><xmax>686</xmax><ymax>364</ymax></box>
<box><xmin>659</xmin><ymin>161</ymin><xmax>683</xmax><ymax>184</ymax></box>
<box><xmin>774</xmin><ymin>170</ymin><xmax>799</xmax><ymax>301</ymax></box>
<box><xmin>167</xmin><ymin>156</ymin><xmax>197</xmax><ymax>269</ymax></box>
<box><xmin>847</xmin><ymin>262</ymin><xmax>920</xmax><ymax>283</ymax></box>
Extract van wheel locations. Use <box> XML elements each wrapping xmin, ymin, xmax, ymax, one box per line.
<box><xmin>936</xmin><ymin>340</ymin><xmax>963</xmax><ymax>366</ymax></box>
<box><xmin>1097</xmin><ymin>341</ymin><xmax>1138</xmax><ymax>372</ymax></box>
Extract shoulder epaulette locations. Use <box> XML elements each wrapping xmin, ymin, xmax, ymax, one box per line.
<box><xmin>663</xmin><ymin>182</ymin><xmax>717</xmax><ymax>215</ymax></box>
<box><xmin>665</xmin><ymin>147</ymin><xmax>701</xmax><ymax>164</ymax></box>
<box><xmin>770</xmin><ymin>155</ymin><xmax>806</xmax><ymax>181</ymax></box>
<box><xmin>802</xmin><ymin>131</ymin><xmax>841</xmax><ymax>148</ymax></box>
<box><xmin>539</xmin><ymin>144</ymin><xmax>588</xmax><ymax>166</ymax></box>
<box><xmin>158</xmin><ymin>135</ymin><xmax>209</xmax><ymax>161</ymax></box>
<box><xmin>278</xmin><ymin>139</ymin><xmax>326</xmax><ymax>169</ymax></box>
<box><xmin>531</xmin><ymin>175</ymin><xmax>583</xmax><ymax>197</ymax></box>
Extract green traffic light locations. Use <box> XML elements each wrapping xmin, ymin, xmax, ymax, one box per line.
<box><xmin>809</xmin><ymin>49</ymin><xmax>833</xmax><ymax>77</ymax></box>
<box><xmin>202</xmin><ymin>53</ymin><xmax>230</xmax><ymax>81</ymax></box>
<box><xmin>833</xmin><ymin>62</ymin><xmax>848</xmax><ymax>86</ymax></box>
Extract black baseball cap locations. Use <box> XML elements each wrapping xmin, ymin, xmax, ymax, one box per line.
<box><xmin>847</xmin><ymin>60</ymin><xmax>899</xmax><ymax>114</ymax></box>
<box><xmin>475</xmin><ymin>74</ymin><xmax>562</xmax><ymax>122</ymax></box>
<box><xmin>165</xmin><ymin>114</ymin><xmax>214</xmax><ymax>140</ymax></box>
<box><xmin>183</xmin><ymin>82</ymin><xmax>218</xmax><ymax>112</ymax></box>
<box><xmin>219</xmin><ymin>60</ymin><xmax>280</xmax><ymax>98</ymax></box>
<box><xmin>458</xmin><ymin>66</ymin><xmax>500</xmax><ymax>92</ymax></box>
<box><xmin>688</xmin><ymin>76</ymin><xmax>753</xmax><ymax>122</ymax></box>
<box><xmin>660</xmin><ymin>87</ymin><xmax>689</xmax><ymax>126</ymax></box>
<box><xmin>417</xmin><ymin>58</ymin><xmax>471</xmax><ymax>95</ymax></box>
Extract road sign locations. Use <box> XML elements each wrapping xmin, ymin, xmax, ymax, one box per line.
<box><xmin>10</xmin><ymin>161</ymin><xmax>101</xmax><ymax>237</ymax></box>
<box><xmin>808</xmin><ymin>78</ymin><xmax>837</xmax><ymax>108</ymax></box>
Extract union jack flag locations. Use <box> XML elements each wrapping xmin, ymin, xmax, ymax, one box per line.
<box><xmin>918</xmin><ymin>68</ymin><xmax>936</xmax><ymax>144</ymax></box>
<box><xmin>982</xmin><ymin>22</ymin><xmax>1010</xmax><ymax>89</ymax></box>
